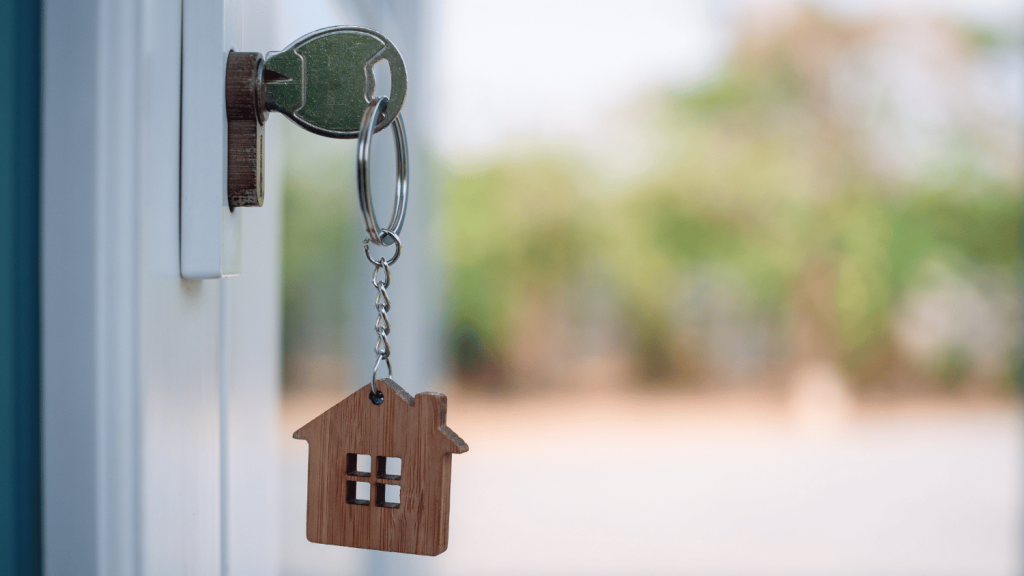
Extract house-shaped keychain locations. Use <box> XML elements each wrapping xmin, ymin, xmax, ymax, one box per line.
<box><xmin>294</xmin><ymin>378</ymin><xmax>468</xmax><ymax>556</ymax></box>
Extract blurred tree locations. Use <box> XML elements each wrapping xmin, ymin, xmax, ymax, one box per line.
<box><xmin>281</xmin><ymin>127</ymin><xmax>362</xmax><ymax>389</ymax></box>
<box><xmin>440</xmin><ymin>6</ymin><xmax>1022</xmax><ymax>393</ymax></box>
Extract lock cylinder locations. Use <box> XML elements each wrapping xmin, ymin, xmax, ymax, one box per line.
<box><xmin>225</xmin><ymin>51</ymin><xmax>266</xmax><ymax>208</ymax></box>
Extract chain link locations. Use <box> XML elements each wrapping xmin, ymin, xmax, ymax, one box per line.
<box><xmin>372</xmin><ymin>257</ymin><xmax>392</xmax><ymax>366</ymax></box>
<box><xmin>365</xmin><ymin>230</ymin><xmax>401</xmax><ymax>402</ymax></box>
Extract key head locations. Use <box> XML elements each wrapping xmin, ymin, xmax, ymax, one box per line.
<box><xmin>263</xmin><ymin>26</ymin><xmax>407</xmax><ymax>139</ymax></box>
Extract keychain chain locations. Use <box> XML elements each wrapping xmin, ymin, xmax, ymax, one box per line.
<box><xmin>354</xmin><ymin>95</ymin><xmax>408</xmax><ymax>405</ymax></box>
<box><xmin>364</xmin><ymin>229</ymin><xmax>401</xmax><ymax>404</ymax></box>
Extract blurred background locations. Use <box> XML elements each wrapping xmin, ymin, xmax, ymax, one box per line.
<box><xmin>278</xmin><ymin>0</ymin><xmax>1022</xmax><ymax>574</ymax></box>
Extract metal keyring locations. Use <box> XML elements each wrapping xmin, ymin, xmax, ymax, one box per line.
<box><xmin>357</xmin><ymin>96</ymin><xmax>409</xmax><ymax>246</ymax></box>
<box><xmin>363</xmin><ymin>229</ymin><xmax>402</xmax><ymax>267</ymax></box>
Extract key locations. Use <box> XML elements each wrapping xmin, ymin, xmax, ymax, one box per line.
<box><xmin>263</xmin><ymin>26</ymin><xmax>408</xmax><ymax>138</ymax></box>
<box><xmin>225</xmin><ymin>26</ymin><xmax>407</xmax><ymax>207</ymax></box>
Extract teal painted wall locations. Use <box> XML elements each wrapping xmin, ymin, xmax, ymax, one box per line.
<box><xmin>0</xmin><ymin>0</ymin><xmax>42</xmax><ymax>573</ymax></box>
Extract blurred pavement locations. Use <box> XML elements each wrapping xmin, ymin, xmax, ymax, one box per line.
<box><xmin>280</xmin><ymin>390</ymin><xmax>1022</xmax><ymax>576</ymax></box>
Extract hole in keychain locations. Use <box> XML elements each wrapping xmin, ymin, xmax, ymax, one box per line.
<box><xmin>369</xmin><ymin>357</ymin><xmax>391</xmax><ymax>405</ymax></box>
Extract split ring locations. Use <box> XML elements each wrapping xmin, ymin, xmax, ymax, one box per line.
<box><xmin>357</xmin><ymin>96</ymin><xmax>409</xmax><ymax>246</ymax></box>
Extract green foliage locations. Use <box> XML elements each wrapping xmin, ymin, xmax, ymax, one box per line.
<box><xmin>444</xmin><ymin>160</ymin><xmax>592</xmax><ymax>374</ymax></box>
<box><xmin>439</xmin><ymin>13</ymin><xmax>1022</xmax><ymax>390</ymax></box>
<box><xmin>281</xmin><ymin>128</ymin><xmax>362</xmax><ymax>365</ymax></box>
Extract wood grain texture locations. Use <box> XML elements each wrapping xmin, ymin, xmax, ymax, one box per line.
<box><xmin>294</xmin><ymin>379</ymin><xmax>468</xmax><ymax>556</ymax></box>
<box><xmin>225</xmin><ymin>51</ymin><xmax>265</xmax><ymax>208</ymax></box>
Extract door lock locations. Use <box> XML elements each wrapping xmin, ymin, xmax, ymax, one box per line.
<box><xmin>225</xmin><ymin>27</ymin><xmax>408</xmax><ymax>208</ymax></box>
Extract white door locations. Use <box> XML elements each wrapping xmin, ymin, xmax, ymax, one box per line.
<box><xmin>42</xmin><ymin>0</ymin><xmax>281</xmax><ymax>574</ymax></box>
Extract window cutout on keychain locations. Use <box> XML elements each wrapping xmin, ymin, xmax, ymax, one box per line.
<box><xmin>378</xmin><ymin>456</ymin><xmax>402</xmax><ymax>479</ymax></box>
<box><xmin>376</xmin><ymin>484</ymin><xmax>401</xmax><ymax>509</ymax></box>
<box><xmin>346</xmin><ymin>481</ymin><xmax>371</xmax><ymax>506</ymax></box>
<box><xmin>347</xmin><ymin>453</ymin><xmax>371</xmax><ymax>477</ymax></box>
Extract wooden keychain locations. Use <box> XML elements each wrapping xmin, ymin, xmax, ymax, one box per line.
<box><xmin>293</xmin><ymin>94</ymin><xmax>469</xmax><ymax>556</ymax></box>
